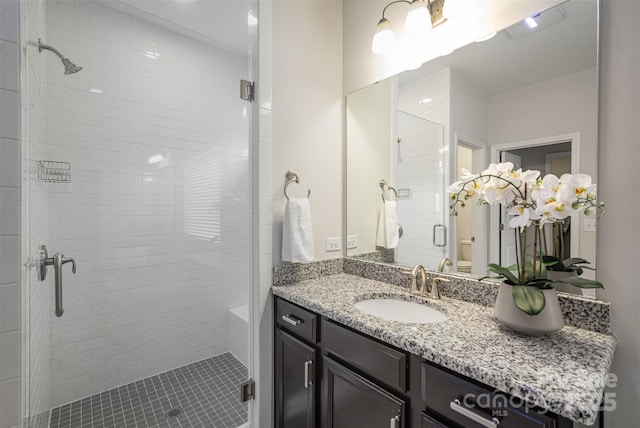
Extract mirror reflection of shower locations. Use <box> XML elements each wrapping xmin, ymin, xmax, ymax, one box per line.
<box><xmin>33</xmin><ymin>38</ymin><xmax>83</xmax><ymax>74</ymax></box>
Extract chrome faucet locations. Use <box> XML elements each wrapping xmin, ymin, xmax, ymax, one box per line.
<box><xmin>408</xmin><ymin>264</ymin><xmax>429</xmax><ymax>295</ymax></box>
<box><xmin>437</xmin><ymin>257</ymin><xmax>453</xmax><ymax>272</ymax></box>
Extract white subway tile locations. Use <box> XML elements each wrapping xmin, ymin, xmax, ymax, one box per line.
<box><xmin>0</xmin><ymin>284</ymin><xmax>19</xmax><ymax>333</ymax></box>
<box><xmin>0</xmin><ymin>236</ymin><xmax>19</xmax><ymax>284</ymax></box>
<box><xmin>0</xmin><ymin>90</ymin><xmax>19</xmax><ymax>140</ymax></box>
<box><xmin>0</xmin><ymin>188</ymin><xmax>19</xmax><ymax>235</ymax></box>
<box><xmin>0</xmin><ymin>41</ymin><xmax>18</xmax><ymax>91</ymax></box>
<box><xmin>0</xmin><ymin>0</ymin><xmax>19</xmax><ymax>43</ymax></box>
<box><xmin>0</xmin><ymin>331</ymin><xmax>19</xmax><ymax>381</ymax></box>
<box><xmin>0</xmin><ymin>378</ymin><xmax>20</xmax><ymax>428</ymax></box>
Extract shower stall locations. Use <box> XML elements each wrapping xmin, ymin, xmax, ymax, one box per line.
<box><xmin>21</xmin><ymin>0</ymin><xmax>255</xmax><ymax>426</ymax></box>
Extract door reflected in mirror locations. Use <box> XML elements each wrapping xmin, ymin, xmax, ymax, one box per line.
<box><xmin>345</xmin><ymin>0</ymin><xmax>599</xmax><ymax>297</ymax></box>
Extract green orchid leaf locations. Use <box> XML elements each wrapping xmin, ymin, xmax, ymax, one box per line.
<box><xmin>556</xmin><ymin>276</ymin><xmax>604</xmax><ymax>289</ymax></box>
<box><xmin>512</xmin><ymin>285</ymin><xmax>546</xmax><ymax>315</ymax></box>
<box><xmin>562</xmin><ymin>257</ymin><xmax>590</xmax><ymax>267</ymax></box>
<box><xmin>526</xmin><ymin>278</ymin><xmax>553</xmax><ymax>288</ymax></box>
<box><xmin>487</xmin><ymin>263</ymin><xmax>520</xmax><ymax>284</ymax></box>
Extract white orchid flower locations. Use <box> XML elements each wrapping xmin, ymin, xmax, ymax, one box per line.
<box><xmin>557</xmin><ymin>173</ymin><xmax>596</xmax><ymax>207</ymax></box>
<box><xmin>508</xmin><ymin>205</ymin><xmax>532</xmax><ymax>228</ymax></box>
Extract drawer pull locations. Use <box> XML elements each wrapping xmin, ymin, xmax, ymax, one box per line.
<box><xmin>304</xmin><ymin>360</ymin><xmax>313</xmax><ymax>388</ymax></box>
<box><xmin>282</xmin><ymin>314</ymin><xmax>303</xmax><ymax>326</ymax></box>
<box><xmin>450</xmin><ymin>399</ymin><xmax>499</xmax><ymax>428</ymax></box>
<box><xmin>390</xmin><ymin>415</ymin><xmax>400</xmax><ymax>428</ymax></box>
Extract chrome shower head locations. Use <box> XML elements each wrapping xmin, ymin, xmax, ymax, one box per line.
<box><xmin>61</xmin><ymin>57</ymin><xmax>83</xmax><ymax>75</ymax></box>
<box><xmin>36</xmin><ymin>39</ymin><xmax>83</xmax><ymax>75</ymax></box>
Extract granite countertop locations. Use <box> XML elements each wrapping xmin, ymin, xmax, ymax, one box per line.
<box><xmin>271</xmin><ymin>273</ymin><xmax>616</xmax><ymax>426</ymax></box>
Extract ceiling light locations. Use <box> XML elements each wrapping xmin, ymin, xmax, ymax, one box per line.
<box><xmin>525</xmin><ymin>16</ymin><xmax>538</xmax><ymax>29</ymax></box>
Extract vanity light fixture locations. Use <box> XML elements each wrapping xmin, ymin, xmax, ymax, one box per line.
<box><xmin>372</xmin><ymin>0</ymin><xmax>449</xmax><ymax>55</ymax></box>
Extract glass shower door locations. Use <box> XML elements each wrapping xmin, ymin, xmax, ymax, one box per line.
<box><xmin>22</xmin><ymin>0</ymin><xmax>254</xmax><ymax>426</ymax></box>
<box><xmin>394</xmin><ymin>111</ymin><xmax>446</xmax><ymax>268</ymax></box>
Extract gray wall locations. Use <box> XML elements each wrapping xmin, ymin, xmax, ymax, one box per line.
<box><xmin>597</xmin><ymin>0</ymin><xmax>640</xmax><ymax>426</ymax></box>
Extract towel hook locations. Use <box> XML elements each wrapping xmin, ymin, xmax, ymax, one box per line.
<box><xmin>285</xmin><ymin>170</ymin><xmax>311</xmax><ymax>200</ymax></box>
<box><xmin>379</xmin><ymin>179</ymin><xmax>398</xmax><ymax>202</ymax></box>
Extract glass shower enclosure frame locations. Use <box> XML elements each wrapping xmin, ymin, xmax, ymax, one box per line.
<box><xmin>20</xmin><ymin>0</ymin><xmax>256</xmax><ymax>426</ymax></box>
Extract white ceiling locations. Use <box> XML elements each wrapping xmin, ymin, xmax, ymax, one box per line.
<box><xmin>101</xmin><ymin>0</ymin><xmax>251</xmax><ymax>54</ymax></box>
<box><xmin>400</xmin><ymin>0</ymin><xmax>597</xmax><ymax>95</ymax></box>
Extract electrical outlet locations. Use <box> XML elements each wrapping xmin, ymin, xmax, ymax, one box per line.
<box><xmin>583</xmin><ymin>219</ymin><xmax>596</xmax><ymax>232</ymax></box>
<box><xmin>347</xmin><ymin>235</ymin><xmax>358</xmax><ymax>250</ymax></box>
<box><xmin>326</xmin><ymin>237</ymin><xmax>342</xmax><ymax>252</ymax></box>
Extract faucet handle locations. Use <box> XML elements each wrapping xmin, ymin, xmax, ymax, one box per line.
<box><xmin>431</xmin><ymin>277</ymin><xmax>450</xmax><ymax>299</ymax></box>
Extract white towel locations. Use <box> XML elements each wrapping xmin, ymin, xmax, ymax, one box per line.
<box><xmin>282</xmin><ymin>198</ymin><xmax>314</xmax><ymax>263</ymax></box>
<box><xmin>376</xmin><ymin>200</ymin><xmax>399</xmax><ymax>249</ymax></box>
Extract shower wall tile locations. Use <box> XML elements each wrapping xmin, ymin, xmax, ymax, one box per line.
<box><xmin>0</xmin><ymin>0</ymin><xmax>19</xmax><ymax>43</ymax></box>
<box><xmin>0</xmin><ymin>41</ymin><xmax>19</xmax><ymax>91</ymax></box>
<box><xmin>44</xmin><ymin>0</ymin><xmax>252</xmax><ymax>407</ymax></box>
<box><xmin>0</xmin><ymin>90</ymin><xmax>19</xmax><ymax>140</ymax></box>
<box><xmin>0</xmin><ymin>139</ymin><xmax>19</xmax><ymax>187</ymax></box>
<box><xmin>0</xmin><ymin>1</ymin><xmax>20</xmax><ymax>427</ymax></box>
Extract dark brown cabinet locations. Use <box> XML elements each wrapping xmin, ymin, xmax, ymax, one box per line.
<box><xmin>274</xmin><ymin>296</ymin><xmax>577</xmax><ymax>428</ymax></box>
<box><xmin>323</xmin><ymin>356</ymin><xmax>405</xmax><ymax>428</ymax></box>
<box><xmin>275</xmin><ymin>328</ymin><xmax>318</xmax><ymax>428</ymax></box>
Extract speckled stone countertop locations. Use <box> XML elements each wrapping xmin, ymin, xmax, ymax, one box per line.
<box><xmin>271</xmin><ymin>273</ymin><xmax>616</xmax><ymax>426</ymax></box>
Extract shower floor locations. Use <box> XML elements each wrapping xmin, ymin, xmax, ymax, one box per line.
<box><xmin>48</xmin><ymin>353</ymin><xmax>248</xmax><ymax>428</ymax></box>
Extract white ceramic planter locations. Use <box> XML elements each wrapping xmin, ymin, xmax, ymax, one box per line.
<box><xmin>494</xmin><ymin>283</ymin><xmax>564</xmax><ymax>336</ymax></box>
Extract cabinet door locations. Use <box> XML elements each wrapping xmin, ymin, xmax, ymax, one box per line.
<box><xmin>275</xmin><ymin>329</ymin><xmax>317</xmax><ymax>428</ymax></box>
<box><xmin>324</xmin><ymin>356</ymin><xmax>405</xmax><ymax>428</ymax></box>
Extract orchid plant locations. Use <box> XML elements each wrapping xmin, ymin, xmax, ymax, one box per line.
<box><xmin>447</xmin><ymin>162</ymin><xmax>605</xmax><ymax>316</ymax></box>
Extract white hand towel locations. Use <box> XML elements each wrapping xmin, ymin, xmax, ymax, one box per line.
<box><xmin>282</xmin><ymin>198</ymin><xmax>314</xmax><ymax>263</ymax></box>
<box><xmin>376</xmin><ymin>200</ymin><xmax>399</xmax><ymax>249</ymax></box>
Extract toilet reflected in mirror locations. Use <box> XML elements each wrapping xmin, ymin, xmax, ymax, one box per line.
<box><xmin>457</xmin><ymin>239</ymin><xmax>473</xmax><ymax>273</ymax></box>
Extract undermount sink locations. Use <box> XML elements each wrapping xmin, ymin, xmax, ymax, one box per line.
<box><xmin>354</xmin><ymin>298</ymin><xmax>448</xmax><ymax>324</ymax></box>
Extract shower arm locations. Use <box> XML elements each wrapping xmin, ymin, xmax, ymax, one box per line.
<box><xmin>38</xmin><ymin>39</ymin><xmax>65</xmax><ymax>60</ymax></box>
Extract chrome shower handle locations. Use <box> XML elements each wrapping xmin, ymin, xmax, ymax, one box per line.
<box><xmin>38</xmin><ymin>246</ymin><xmax>77</xmax><ymax>318</ymax></box>
<box><xmin>53</xmin><ymin>253</ymin><xmax>76</xmax><ymax>317</ymax></box>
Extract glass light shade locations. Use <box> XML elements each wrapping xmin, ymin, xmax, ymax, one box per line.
<box><xmin>405</xmin><ymin>0</ymin><xmax>431</xmax><ymax>36</ymax></box>
<box><xmin>372</xmin><ymin>18</ymin><xmax>395</xmax><ymax>55</ymax></box>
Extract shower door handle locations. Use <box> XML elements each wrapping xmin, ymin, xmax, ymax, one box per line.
<box><xmin>38</xmin><ymin>245</ymin><xmax>76</xmax><ymax>317</ymax></box>
<box><xmin>52</xmin><ymin>253</ymin><xmax>76</xmax><ymax>317</ymax></box>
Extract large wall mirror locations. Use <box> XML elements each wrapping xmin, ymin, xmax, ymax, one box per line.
<box><xmin>346</xmin><ymin>0</ymin><xmax>599</xmax><ymax>295</ymax></box>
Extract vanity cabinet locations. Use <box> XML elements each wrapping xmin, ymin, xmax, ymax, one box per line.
<box><xmin>274</xmin><ymin>296</ymin><xmax>576</xmax><ymax>428</ymax></box>
<box><xmin>275</xmin><ymin>298</ymin><xmax>320</xmax><ymax>428</ymax></box>
<box><xmin>324</xmin><ymin>356</ymin><xmax>405</xmax><ymax>428</ymax></box>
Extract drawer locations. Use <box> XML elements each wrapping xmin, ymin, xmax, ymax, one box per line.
<box><xmin>322</xmin><ymin>319</ymin><xmax>407</xmax><ymax>392</ymax></box>
<box><xmin>422</xmin><ymin>363</ymin><xmax>556</xmax><ymax>428</ymax></box>
<box><xmin>421</xmin><ymin>412</ymin><xmax>448</xmax><ymax>428</ymax></box>
<box><xmin>276</xmin><ymin>298</ymin><xmax>318</xmax><ymax>343</ymax></box>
